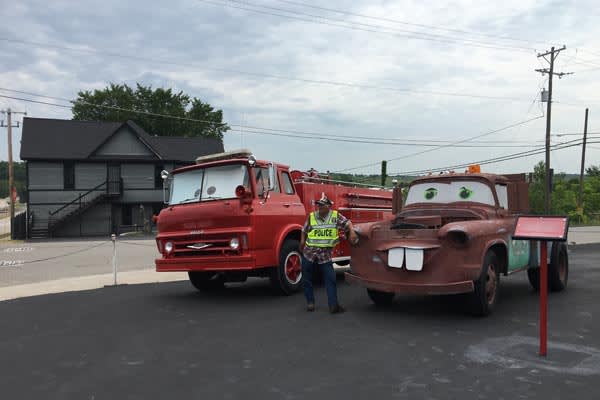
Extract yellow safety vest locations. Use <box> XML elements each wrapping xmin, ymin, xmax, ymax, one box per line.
<box><xmin>306</xmin><ymin>210</ymin><xmax>339</xmax><ymax>248</ymax></box>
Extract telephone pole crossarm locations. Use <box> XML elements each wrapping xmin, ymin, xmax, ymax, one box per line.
<box><xmin>537</xmin><ymin>45</ymin><xmax>567</xmax><ymax>58</ymax></box>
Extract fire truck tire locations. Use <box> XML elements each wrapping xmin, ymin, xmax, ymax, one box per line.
<box><xmin>270</xmin><ymin>239</ymin><xmax>303</xmax><ymax>295</ymax></box>
<box><xmin>367</xmin><ymin>289</ymin><xmax>394</xmax><ymax>306</ymax></box>
<box><xmin>527</xmin><ymin>243</ymin><xmax>568</xmax><ymax>292</ymax></box>
<box><xmin>188</xmin><ymin>271</ymin><xmax>225</xmax><ymax>291</ymax></box>
<box><xmin>468</xmin><ymin>251</ymin><xmax>500</xmax><ymax>317</ymax></box>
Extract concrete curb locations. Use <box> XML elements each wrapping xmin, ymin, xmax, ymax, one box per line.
<box><xmin>0</xmin><ymin>270</ymin><xmax>187</xmax><ymax>302</ymax></box>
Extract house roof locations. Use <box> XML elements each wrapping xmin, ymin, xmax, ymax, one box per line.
<box><xmin>20</xmin><ymin>117</ymin><xmax>224</xmax><ymax>162</ymax></box>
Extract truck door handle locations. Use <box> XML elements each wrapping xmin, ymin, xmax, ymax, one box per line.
<box><xmin>283</xmin><ymin>203</ymin><xmax>291</xmax><ymax>207</ymax></box>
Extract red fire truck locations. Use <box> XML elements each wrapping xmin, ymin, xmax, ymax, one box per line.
<box><xmin>155</xmin><ymin>149</ymin><xmax>393</xmax><ymax>294</ymax></box>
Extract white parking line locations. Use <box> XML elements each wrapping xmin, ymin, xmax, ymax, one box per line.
<box><xmin>0</xmin><ymin>260</ymin><xmax>25</xmax><ymax>267</ymax></box>
<box><xmin>3</xmin><ymin>247</ymin><xmax>34</xmax><ymax>253</ymax></box>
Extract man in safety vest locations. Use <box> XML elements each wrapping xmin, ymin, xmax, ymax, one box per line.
<box><xmin>299</xmin><ymin>193</ymin><xmax>359</xmax><ymax>314</ymax></box>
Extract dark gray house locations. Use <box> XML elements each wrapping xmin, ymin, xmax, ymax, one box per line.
<box><xmin>20</xmin><ymin>117</ymin><xmax>224</xmax><ymax>238</ymax></box>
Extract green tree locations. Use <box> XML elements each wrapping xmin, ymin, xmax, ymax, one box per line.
<box><xmin>0</xmin><ymin>162</ymin><xmax>27</xmax><ymax>202</ymax></box>
<box><xmin>528</xmin><ymin>161</ymin><xmax>546</xmax><ymax>214</ymax></box>
<box><xmin>586</xmin><ymin>165</ymin><xmax>600</xmax><ymax>177</ymax></box>
<box><xmin>72</xmin><ymin>83</ymin><xmax>229</xmax><ymax>139</ymax></box>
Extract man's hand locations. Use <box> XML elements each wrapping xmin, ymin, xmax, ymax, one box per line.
<box><xmin>348</xmin><ymin>230</ymin><xmax>359</xmax><ymax>246</ymax></box>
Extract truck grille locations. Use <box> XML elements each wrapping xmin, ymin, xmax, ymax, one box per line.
<box><xmin>173</xmin><ymin>238</ymin><xmax>241</xmax><ymax>257</ymax></box>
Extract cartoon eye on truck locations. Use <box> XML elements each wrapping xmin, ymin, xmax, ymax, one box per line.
<box><xmin>154</xmin><ymin>150</ymin><xmax>393</xmax><ymax>295</ymax></box>
<box><xmin>345</xmin><ymin>169</ymin><xmax>569</xmax><ymax>316</ymax></box>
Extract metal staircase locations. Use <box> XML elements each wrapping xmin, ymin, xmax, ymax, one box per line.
<box><xmin>29</xmin><ymin>179</ymin><xmax>121</xmax><ymax>239</ymax></box>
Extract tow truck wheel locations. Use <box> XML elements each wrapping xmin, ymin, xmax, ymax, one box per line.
<box><xmin>469</xmin><ymin>251</ymin><xmax>500</xmax><ymax>317</ymax></box>
<box><xmin>188</xmin><ymin>271</ymin><xmax>225</xmax><ymax>291</ymax></box>
<box><xmin>270</xmin><ymin>239</ymin><xmax>303</xmax><ymax>295</ymax></box>
<box><xmin>367</xmin><ymin>289</ymin><xmax>395</xmax><ymax>306</ymax></box>
<box><xmin>527</xmin><ymin>242</ymin><xmax>569</xmax><ymax>292</ymax></box>
<box><xmin>549</xmin><ymin>242</ymin><xmax>568</xmax><ymax>292</ymax></box>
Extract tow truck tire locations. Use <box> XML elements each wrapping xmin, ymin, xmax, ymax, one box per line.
<box><xmin>468</xmin><ymin>251</ymin><xmax>500</xmax><ymax>317</ymax></box>
<box><xmin>527</xmin><ymin>243</ymin><xmax>569</xmax><ymax>292</ymax></box>
<box><xmin>549</xmin><ymin>242</ymin><xmax>568</xmax><ymax>292</ymax></box>
<box><xmin>367</xmin><ymin>289</ymin><xmax>395</xmax><ymax>306</ymax></box>
<box><xmin>270</xmin><ymin>239</ymin><xmax>303</xmax><ymax>295</ymax></box>
<box><xmin>188</xmin><ymin>271</ymin><xmax>224</xmax><ymax>291</ymax></box>
<box><xmin>527</xmin><ymin>267</ymin><xmax>540</xmax><ymax>291</ymax></box>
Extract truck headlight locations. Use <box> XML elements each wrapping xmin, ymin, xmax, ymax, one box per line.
<box><xmin>164</xmin><ymin>241</ymin><xmax>174</xmax><ymax>254</ymax></box>
<box><xmin>229</xmin><ymin>238</ymin><xmax>240</xmax><ymax>250</ymax></box>
<box><xmin>447</xmin><ymin>230</ymin><xmax>469</xmax><ymax>247</ymax></box>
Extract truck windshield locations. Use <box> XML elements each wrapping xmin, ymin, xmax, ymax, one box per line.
<box><xmin>405</xmin><ymin>180</ymin><xmax>496</xmax><ymax>206</ymax></box>
<box><xmin>169</xmin><ymin>164</ymin><xmax>249</xmax><ymax>205</ymax></box>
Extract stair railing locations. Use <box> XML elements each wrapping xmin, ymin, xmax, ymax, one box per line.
<box><xmin>48</xmin><ymin>180</ymin><xmax>108</xmax><ymax>230</ymax></box>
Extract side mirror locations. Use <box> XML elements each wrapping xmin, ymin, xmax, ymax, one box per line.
<box><xmin>267</xmin><ymin>162</ymin><xmax>276</xmax><ymax>192</ymax></box>
<box><xmin>162</xmin><ymin>173</ymin><xmax>172</xmax><ymax>204</ymax></box>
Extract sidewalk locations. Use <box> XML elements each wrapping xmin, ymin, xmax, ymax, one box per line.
<box><xmin>0</xmin><ymin>270</ymin><xmax>187</xmax><ymax>302</ymax></box>
<box><xmin>568</xmin><ymin>226</ymin><xmax>600</xmax><ymax>245</ymax></box>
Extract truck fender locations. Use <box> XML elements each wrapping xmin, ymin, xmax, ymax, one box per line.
<box><xmin>482</xmin><ymin>239</ymin><xmax>508</xmax><ymax>274</ymax></box>
<box><xmin>274</xmin><ymin>224</ymin><xmax>304</xmax><ymax>261</ymax></box>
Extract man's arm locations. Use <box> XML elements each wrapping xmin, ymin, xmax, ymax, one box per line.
<box><xmin>300</xmin><ymin>230</ymin><xmax>306</xmax><ymax>250</ymax></box>
<box><xmin>300</xmin><ymin>217</ymin><xmax>310</xmax><ymax>250</ymax></box>
<box><xmin>346</xmin><ymin>221</ymin><xmax>359</xmax><ymax>245</ymax></box>
<box><xmin>337</xmin><ymin>212</ymin><xmax>359</xmax><ymax>245</ymax></box>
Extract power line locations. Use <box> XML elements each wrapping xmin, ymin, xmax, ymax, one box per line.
<box><xmin>229</xmin><ymin>127</ymin><xmax>544</xmax><ymax>147</ymax></box>
<box><xmin>389</xmin><ymin>138</ymin><xmax>591</xmax><ymax>176</ymax></box>
<box><xmin>0</xmin><ymin>90</ymin><xmax>549</xmax><ymax>149</ymax></box>
<box><xmin>0</xmin><ymin>37</ymin><xmax>530</xmax><ymax>102</ymax></box>
<box><xmin>334</xmin><ymin>115</ymin><xmax>544</xmax><ymax>172</ymax></box>
<box><xmin>273</xmin><ymin>0</ymin><xmax>555</xmax><ymax>47</ymax></box>
<box><xmin>0</xmin><ymin>88</ymin><xmax>548</xmax><ymax>146</ymax></box>
<box><xmin>202</xmin><ymin>0</ymin><xmax>535</xmax><ymax>52</ymax></box>
<box><xmin>553</xmin><ymin>132</ymin><xmax>600</xmax><ymax>137</ymax></box>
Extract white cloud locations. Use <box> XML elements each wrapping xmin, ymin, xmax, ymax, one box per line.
<box><xmin>0</xmin><ymin>0</ymin><xmax>599</xmax><ymax>174</ymax></box>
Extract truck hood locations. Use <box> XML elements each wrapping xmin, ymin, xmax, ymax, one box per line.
<box><xmin>157</xmin><ymin>200</ymin><xmax>252</xmax><ymax>233</ymax></box>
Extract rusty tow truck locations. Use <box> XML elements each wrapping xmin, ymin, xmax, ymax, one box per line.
<box><xmin>345</xmin><ymin>168</ymin><xmax>569</xmax><ymax>316</ymax></box>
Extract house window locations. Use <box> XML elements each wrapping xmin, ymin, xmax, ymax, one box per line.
<box><xmin>122</xmin><ymin>205</ymin><xmax>132</xmax><ymax>225</ymax></box>
<box><xmin>64</xmin><ymin>162</ymin><xmax>75</xmax><ymax>189</ymax></box>
<box><xmin>155</xmin><ymin>165</ymin><xmax>165</xmax><ymax>189</ymax></box>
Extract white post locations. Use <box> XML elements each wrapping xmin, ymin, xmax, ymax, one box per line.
<box><xmin>111</xmin><ymin>233</ymin><xmax>117</xmax><ymax>285</ymax></box>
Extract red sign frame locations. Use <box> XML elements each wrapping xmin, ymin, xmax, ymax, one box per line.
<box><xmin>512</xmin><ymin>215</ymin><xmax>569</xmax><ymax>241</ymax></box>
<box><xmin>511</xmin><ymin>214</ymin><xmax>569</xmax><ymax>357</ymax></box>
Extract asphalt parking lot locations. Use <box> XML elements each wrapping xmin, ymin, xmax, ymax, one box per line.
<box><xmin>0</xmin><ymin>243</ymin><xmax>598</xmax><ymax>399</ymax></box>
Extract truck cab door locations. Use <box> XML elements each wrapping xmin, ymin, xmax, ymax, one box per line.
<box><xmin>252</xmin><ymin>167</ymin><xmax>304</xmax><ymax>266</ymax></box>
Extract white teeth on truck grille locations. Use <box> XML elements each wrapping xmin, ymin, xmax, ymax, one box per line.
<box><xmin>405</xmin><ymin>248</ymin><xmax>424</xmax><ymax>271</ymax></box>
<box><xmin>387</xmin><ymin>248</ymin><xmax>424</xmax><ymax>271</ymax></box>
<box><xmin>388</xmin><ymin>248</ymin><xmax>404</xmax><ymax>268</ymax></box>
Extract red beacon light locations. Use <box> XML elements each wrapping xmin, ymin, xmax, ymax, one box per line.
<box><xmin>235</xmin><ymin>185</ymin><xmax>246</xmax><ymax>198</ymax></box>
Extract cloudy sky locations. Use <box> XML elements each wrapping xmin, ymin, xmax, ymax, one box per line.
<box><xmin>1</xmin><ymin>0</ymin><xmax>599</xmax><ymax>177</ymax></box>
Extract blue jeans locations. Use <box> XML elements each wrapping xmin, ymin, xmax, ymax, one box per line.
<box><xmin>301</xmin><ymin>256</ymin><xmax>339</xmax><ymax>308</ymax></box>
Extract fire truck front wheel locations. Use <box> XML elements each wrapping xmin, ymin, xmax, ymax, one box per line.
<box><xmin>188</xmin><ymin>271</ymin><xmax>225</xmax><ymax>291</ymax></box>
<box><xmin>270</xmin><ymin>239</ymin><xmax>303</xmax><ymax>295</ymax></box>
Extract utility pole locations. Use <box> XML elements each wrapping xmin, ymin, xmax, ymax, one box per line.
<box><xmin>536</xmin><ymin>45</ymin><xmax>572</xmax><ymax>213</ymax></box>
<box><xmin>381</xmin><ymin>160</ymin><xmax>387</xmax><ymax>187</ymax></box>
<box><xmin>1</xmin><ymin>108</ymin><xmax>27</xmax><ymax>239</ymax></box>
<box><xmin>578</xmin><ymin>108</ymin><xmax>589</xmax><ymax>220</ymax></box>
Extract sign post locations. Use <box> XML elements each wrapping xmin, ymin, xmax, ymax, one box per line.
<box><xmin>512</xmin><ymin>215</ymin><xmax>568</xmax><ymax>357</ymax></box>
